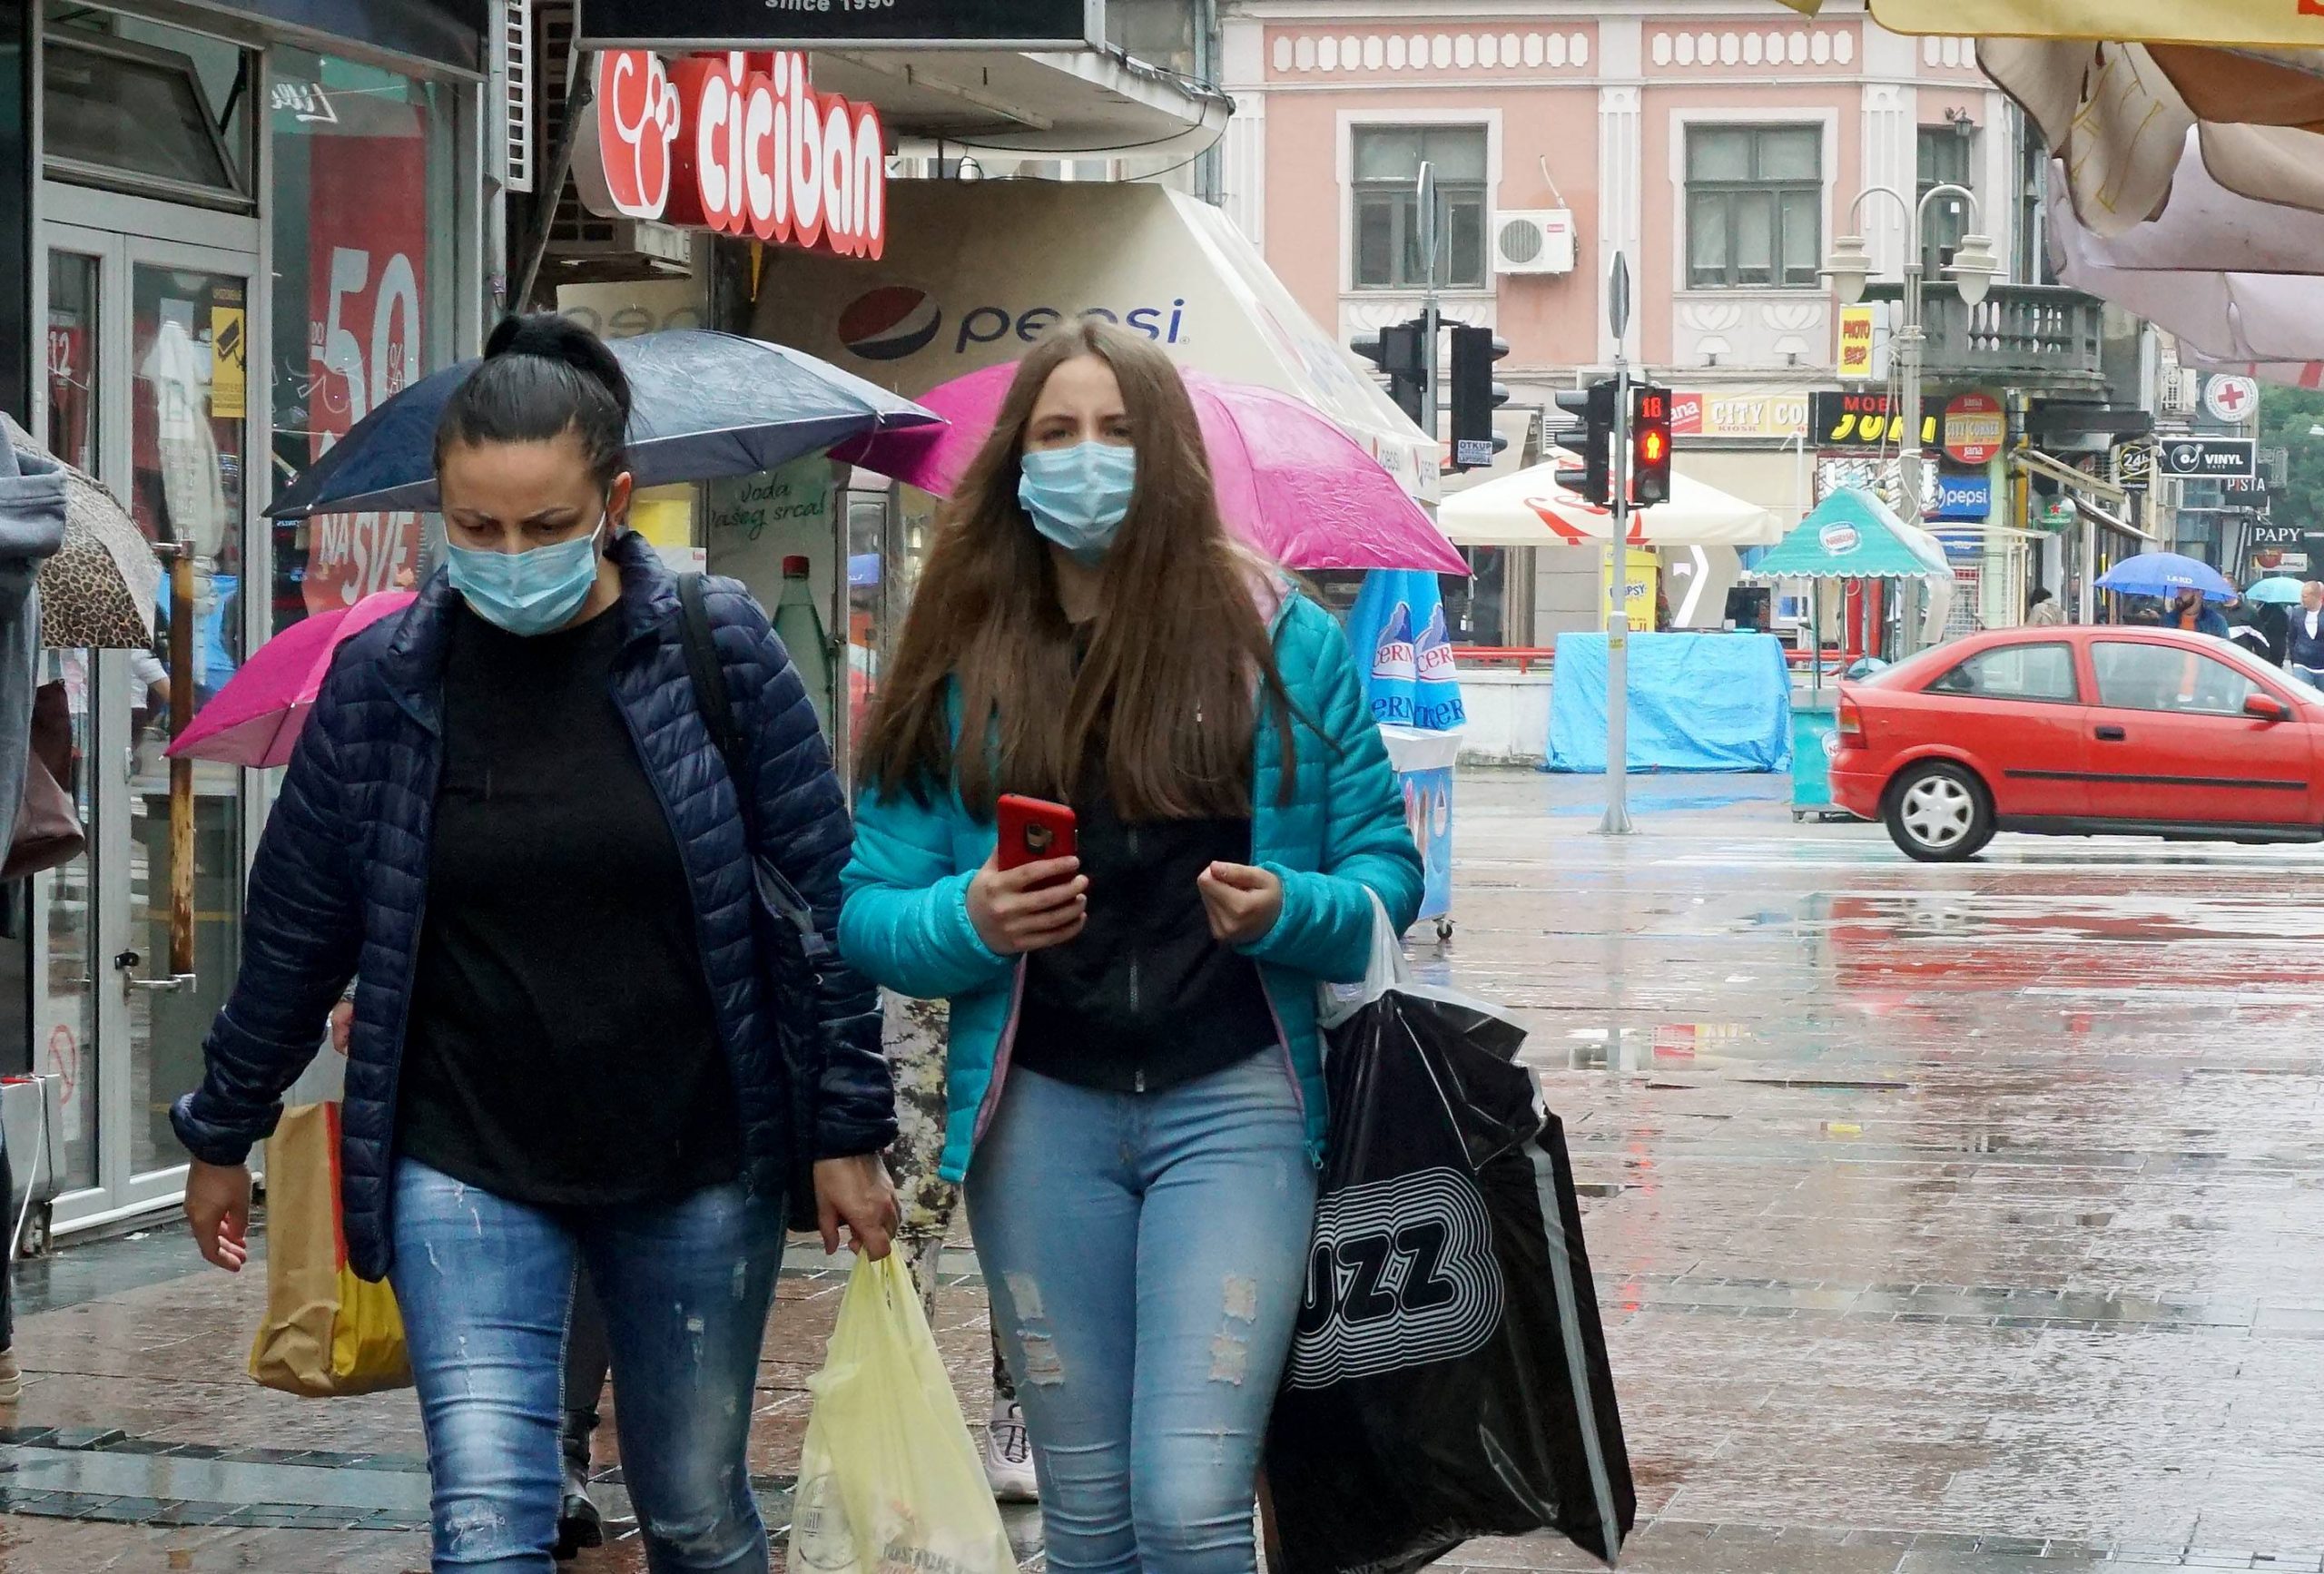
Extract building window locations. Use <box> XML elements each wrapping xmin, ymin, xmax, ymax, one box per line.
<box><xmin>1917</xmin><ymin>123</ymin><xmax>1974</xmax><ymax>269</ymax></box>
<box><xmin>1352</xmin><ymin>125</ymin><xmax>1488</xmax><ymax>290</ymax></box>
<box><xmin>1685</xmin><ymin>125</ymin><xmax>1821</xmax><ymax>289</ymax></box>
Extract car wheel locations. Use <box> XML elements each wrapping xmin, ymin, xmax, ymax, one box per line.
<box><xmin>1885</xmin><ymin>762</ymin><xmax>1993</xmax><ymax>862</ymax></box>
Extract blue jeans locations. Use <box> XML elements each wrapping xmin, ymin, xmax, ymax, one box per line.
<box><xmin>389</xmin><ymin>1159</ymin><xmax>785</xmax><ymax>1574</ymax></box>
<box><xmin>966</xmin><ymin>1056</ymin><xmax>1317</xmax><ymax>1574</ymax></box>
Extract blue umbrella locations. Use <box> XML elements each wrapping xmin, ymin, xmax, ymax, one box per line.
<box><xmin>266</xmin><ymin>330</ymin><xmax>940</xmax><ymax>519</ymax></box>
<box><xmin>2095</xmin><ymin>551</ymin><xmax>2236</xmax><ymax>602</ymax></box>
<box><xmin>2247</xmin><ymin>575</ymin><xmax>2308</xmax><ymax>605</ymax></box>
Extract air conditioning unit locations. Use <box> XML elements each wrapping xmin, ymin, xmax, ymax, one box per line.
<box><xmin>1492</xmin><ymin>209</ymin><xmax>1576</xmax><ymax>276</ymax></box>
<box><xmin>2161</xmin><ymin>367</ymin><xmax>2201</xmax><ymax>417</ymax></box>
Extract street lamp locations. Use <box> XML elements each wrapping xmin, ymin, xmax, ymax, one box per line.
<box><xmin>1819</xmin><ymin>182</ymin><xmax>1994</xmax><ymax>523</ymax></box>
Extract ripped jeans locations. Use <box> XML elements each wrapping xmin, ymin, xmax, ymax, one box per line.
<box><xmin>965</xmin><ymin>1055</ymin><xmax>1316</xmax><ymax>1574</ymax></box>
<box><xmin>389</xmin><ymin>1159</ymin><xmax>785</xmax><ymax>1574</ymax></box>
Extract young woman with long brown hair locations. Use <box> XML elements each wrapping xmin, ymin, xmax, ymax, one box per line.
<box><xmin>839</xmin><ymin>320</ymin><xmax>1422</xmax><ymax>1574</ymax></box>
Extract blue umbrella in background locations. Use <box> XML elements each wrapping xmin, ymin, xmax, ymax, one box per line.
<box><xmin>266</xmin><ymin>330</ymin><xmax>940</xmax><ymax>519</ymax></box>
<box><xmin>2246</xmin><ymin>575</ymin><xmax>2308</xmax><ymax>605</ymax></box>
<box><xmin>2095</xmin><ymin>551</ymin><xmax>2236</xmax><ymax>602</ymax></box>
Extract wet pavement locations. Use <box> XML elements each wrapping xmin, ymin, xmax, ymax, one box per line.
<box><xmin>7</xmin><ymin>769</ymin><xmax>2324</xmax><ymax>1570</ymax></box>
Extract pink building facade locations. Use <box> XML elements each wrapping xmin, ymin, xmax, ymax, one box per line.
<box><xmin>1214</xmin><ymin>4</ymin><xmax>2138</xmax><ymax>646</ymax></box>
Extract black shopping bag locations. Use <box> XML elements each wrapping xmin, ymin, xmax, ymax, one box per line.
<box><xmin>1265</xmin><ymin>921</ymin><xmax>1634</xmax><ymax>1574</ymax></box>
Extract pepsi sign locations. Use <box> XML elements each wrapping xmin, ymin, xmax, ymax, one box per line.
<box><xmin>835</xmin><ymin>287</ymin><xmax>1189</xmax><ymax>363</ymax></box>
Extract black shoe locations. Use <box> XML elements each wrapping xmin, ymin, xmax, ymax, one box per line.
<box><xmin>554</xmin><ymin>1463</ymin><xmax>604</xmax><ymax>1561</ymax></box>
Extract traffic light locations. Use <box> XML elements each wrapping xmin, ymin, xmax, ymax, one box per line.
<box><xmin>1630</xmin><ymin>383</ymin><xmax>1673</xmax><ymax>506</ymax></box>
<box><xmin>1351</xmin><ymin>320</ymin><xmax>1429</xmax><ymax>423</ymax></box>
<box><xmin>1447</xmin><ymin>325</ymin><xmax>1510</xmax><ymax>470</ymax></box>
<box><xmin>1551</xmin><ymin>379</ymin><xmax>1617</xmax><ymax>506</ymax></box>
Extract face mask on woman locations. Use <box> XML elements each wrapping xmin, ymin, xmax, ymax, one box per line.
<box><xmin>447</xmin><ymin>516</ymin><xmax>606</xmax><ymax>636</ymax></box>
<box><xmin>1018</xmin><ymin>442</ymin><xmax>1137</xmax><ymax>566</ymax></box>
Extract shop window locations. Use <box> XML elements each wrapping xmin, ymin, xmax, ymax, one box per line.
<box><xmin>1917</xmin><ymin>123</ymin><xmax>1974</xmax><ymax>270</ymax></box>
<box><xmin>269</xmin><ymin>49</ymin><xmax>460</xmax><ymax>636</ymax></box>
<box><xmin>42</xmin><ymin>9</ymin><xmax>253</xmax><ymax>205</ymax></box>
<box><xmin>1352</xmin><ymin>126</ymin><xmax>1488</xmax><ymax>290</ymax></box>
<box><xmin>1685</xmin><ymin>125</ymin><xmax>1821</xmax><ymax>290</ymax></box>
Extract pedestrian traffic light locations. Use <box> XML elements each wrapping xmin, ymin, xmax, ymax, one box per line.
<box><xmin>1551</xmin><ymin>379</ymin><xmax>1616</xmax><ymax>506</ymax></box>
<box><xmin>1351</xmin><ymin>320</ymin><xmax>1429</xmax><ymax>424</ymax></box>
<box><xmin>1446</xmin><ymin>326</ymin><xmax>1510</xmax><ymax>471</ymax></box>
<box><xmin>1630</xmin><ymin>383</ymin><xmax>1673</xmax><ymax>507</ymax></box>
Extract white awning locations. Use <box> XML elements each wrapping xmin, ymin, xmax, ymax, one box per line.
<box><xmin>1437</xmin><ymin>453</ymin><xmax>1784</xmax><ymax>547</ymax></box>
<box><xmin>753</xmin><ymin>179</ymin><xmax>1441</xmax><ymax>503</ymax></box>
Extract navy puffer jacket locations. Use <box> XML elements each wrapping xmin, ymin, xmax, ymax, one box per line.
<box><xmin>172</xmin><ymin>532</ymin><xmax>894</xmax><ymax>1280</ymax></box>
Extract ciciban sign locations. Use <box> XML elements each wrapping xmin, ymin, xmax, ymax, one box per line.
<box><xmin>576</xmin><ymin>49</ymin><xmax>887</xmax><ymax>260</ymax></box>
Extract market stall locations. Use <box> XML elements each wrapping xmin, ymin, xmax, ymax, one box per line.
<box><xmin>1741</xmin><ymin>487</ymin><xmax>1953</xmax><ymax>819</ymax></box>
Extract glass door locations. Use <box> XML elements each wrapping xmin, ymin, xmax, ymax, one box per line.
<box><xmin>39</xmin><ymin>220</ymin><xmax>254</xmax><ymax>1230</ymax></box>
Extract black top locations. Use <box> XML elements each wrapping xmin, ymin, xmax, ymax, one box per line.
<box><xmin>1012</xmin><ymin>773</ymin><xmax>1280</xmax><ymax>1096</ymax></box>
<box><xmin>396</xmin><ymin>604</ymin><xmax>742</xmax><ymax>1206</ymax></box>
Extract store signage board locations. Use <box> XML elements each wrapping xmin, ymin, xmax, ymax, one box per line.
<box><xmin>576</xmin><ymin>49</ymin><xmax>888</xmax><ymax>258</ymax></box>
<box><xmin>577</xmin><ymin>0</ymin><xmax>1103</xmax><ymax>49</ymax></box>
<box><xmin>1809</xmin><ymin>391</ymin><xmax>1945</xmax><ymax>451</ymax></box>
<box><xmin>2111</xmin><ymin>440</ymin><xmax>2152</xmax><ymax>492</ymax></box>
<box><xmin>1670</xmin><ymin>390</ymin><xmax>1809</xmax><ymax>440</ymax></box>
<box><xmin>1942</xmin><ymin>392</ymin><xmax>2004</xmax><ymax>466</ymax></box>
<box><xmin>2158</xmin><ymin>437</ymin><xmax>2257</xmax><ymax>478</ymax></box>
<box><xmin>1934</xmin><ymin>472</ymin><xmax>1992</xmax><ymax>521</ymax></box>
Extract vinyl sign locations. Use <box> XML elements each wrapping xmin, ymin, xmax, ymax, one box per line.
<box><xmin>576</xmin><ymin>49</ymin><xmax>887</xmax><ymax>259</ymax></box>
<box><xmin>2158</xmin><ymin>438</ymin><xmax>2257</xmax><ymax>478</ymax></box>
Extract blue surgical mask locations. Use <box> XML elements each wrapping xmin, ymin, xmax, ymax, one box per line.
<box><xmin>1018</xmin><ymin>442</ymin><xmax>1137</xmax><ymax>566</ymax></box>
<box><xmin>447</xmin><ymin>516</ymin><xmax>606</xmax><ymax>636</ymax></box>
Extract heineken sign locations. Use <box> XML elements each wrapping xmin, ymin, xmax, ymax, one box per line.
<box><xmin>578</xmin><ymin>0</ymin><xmax>1103</xmax><ymax>49</ymax></box>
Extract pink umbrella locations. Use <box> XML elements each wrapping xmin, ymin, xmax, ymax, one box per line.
<box><xmin>168</xmin><ymin>592</ymin><xmax>417</xmax><ymax>768</ymax></box>
<box><xmin>838</xmin><ymin>363</ymin><xmax>1467</xmax><ymax>575</ymax></box>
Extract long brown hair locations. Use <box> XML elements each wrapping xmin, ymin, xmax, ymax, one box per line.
<box><xmin>859</xmin><ymin>320</ymin><xmax>1298</xmax><ymax>820</ymax></box>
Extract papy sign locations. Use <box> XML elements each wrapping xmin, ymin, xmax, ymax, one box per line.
<box><xmin>576</xmin><ymin>49</ymin><xmax>887</xmax><ymax>259</ymax></box>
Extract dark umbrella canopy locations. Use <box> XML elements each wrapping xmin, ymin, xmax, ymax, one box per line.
<box><xmin>265</xmin><ymin>330</ymin><xmax>940</xmax><ymax>519</ymax></box>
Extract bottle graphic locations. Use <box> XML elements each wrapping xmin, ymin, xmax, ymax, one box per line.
<box><xmin>1413</xmin><ymin>602</ymin><xmax>1465</xmax><ymax>731</ymax></box>
<box><xmin>772</xmin><ymin>555</ymin><xmax>832</xmax><ymax>739</ymax></box>
<box><xmin>1372</xmin><ymin>601</ymin><xmax>1416</xmax><ymax>684</ymax></box>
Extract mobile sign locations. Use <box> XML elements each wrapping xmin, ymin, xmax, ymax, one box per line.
<box><xmin>578</xmin><ymin>0</ymin><xmax>1102</xmax><ymax>49</ymax></box>
<box><xmin>1808</xmin><ymin>391</ymin><xmax>1945</xmax><ymax>451</ymax></box>
<box><xmin>2157</xmin><ymin>437</ymin><xmax>2257</xmax><ymax>478</ymax></box>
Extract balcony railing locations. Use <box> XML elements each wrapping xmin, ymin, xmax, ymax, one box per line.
<box><xmin>1857</xmin><ymin>282</ymin><xmax>2108</xmax><ymax>389</ymax></box>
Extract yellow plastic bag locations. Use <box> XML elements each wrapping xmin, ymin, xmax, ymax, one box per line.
<box><xmin>248</xmin><ymin>1102</ymin><xmax>411</xmax><ymax>1397</ymax></box>
<box><xmin>789</xmin><ymin>1253</ymin><xmax>1019</xmax><ymax>1574</ymax></box>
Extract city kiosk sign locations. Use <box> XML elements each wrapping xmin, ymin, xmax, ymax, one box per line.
<box><xmin>578</xmin><ymin>0</ymin><xmax>1104</xmax><ymax>50</ymax></box>
<box><xmin>576</xmin><ymin>48</ymin><xmax>888</xmax><ymax>258</ymax></box>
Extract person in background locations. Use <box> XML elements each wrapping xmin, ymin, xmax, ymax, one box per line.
<box><xmin>176</xmin><ymin>314</ymin><xmax>899</xmax><ymax>1574</ymax></box>
<box><xmin>840</xmin><ymin>320</ymin><xmax>1422</xmax><ymax>1574</ymax></box>
<box><xmin>2289</xmin><ymin>582</ymin><xmax>2324</xmax><ymax>686</ymax></box>
<box><xmin>2171</xmin><ymin>587</ymin><xmax>2230</xmax><ymax>639</ymax></box>
<box><xmin>2024</xmin><ymin>586</ymin><xmax>2064</xmax><ymax>627</ymax></box>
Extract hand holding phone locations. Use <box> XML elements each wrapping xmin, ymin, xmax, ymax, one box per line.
<box><xmin>972</xmin><ymin>796</ymin><xmax>1086</xmax><ymax>956</ymax></box>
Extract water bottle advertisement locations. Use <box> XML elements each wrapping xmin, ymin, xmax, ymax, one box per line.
<box><xmin>706</xmin><ymin>456</ymin><xmax>842</xmax><ymax>738</ymax></box>
<box><xmin>1346</xmin><ymin>569</ymin><xmax>1463</xmax><ymax>925</ymax></box>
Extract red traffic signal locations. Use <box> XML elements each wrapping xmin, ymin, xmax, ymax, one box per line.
<box><xmin>1631</xmin><ymin>384</ymin><xmax>1673</xmax><ymax>507</ymax></box>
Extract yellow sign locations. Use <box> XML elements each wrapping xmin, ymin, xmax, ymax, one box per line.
<box><xmin>1602</xmin><ymin>547</ymin><xmax>1660</xmax><ymax>625</ymax></box>
<box><xmin>209</xmin><ymin>290</ymin><xmax>246</xmax><ymax>419</ymax></box>
<box><xmin>1837</xmin><ymin>306</ymin><xmax>1876</xmax><ymax>381</ymax></box>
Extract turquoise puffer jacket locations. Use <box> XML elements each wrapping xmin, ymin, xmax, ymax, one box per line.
<box><xmin>839</xmin><ymin>589</ymin><xmax>1424</xmax><ymax>1181</ymax></box>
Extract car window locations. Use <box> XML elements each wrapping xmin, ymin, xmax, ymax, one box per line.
<box><xmin>1925</xmin><ymin>643</ymin><xmax>2080</xmax><ymax>703</ymax></box>
<box><xmin>2092</xmin><ymin>641</ymin><xmax>2261</xmax><ymax>717</ymax></box>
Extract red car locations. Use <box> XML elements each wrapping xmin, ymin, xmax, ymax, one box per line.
<box><xmin>1829</xmin><ymin>625</ymin><xmax>2324</xmax><ymax>861</ymax></box>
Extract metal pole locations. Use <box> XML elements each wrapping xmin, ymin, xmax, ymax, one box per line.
<box><xmin>1601</xmin><ymin>353</ymin><xmax>1634</xmax><ymax>836</ymax></box>
<box><xmin>166</xmin><ymin>548</ymin><xmax>196</xmax><ymax>980</ymax></box>
<box><xmin>1417</xmin><ymin>160</ymin><xmax>1441</xmax><ymax>437</ymax></box>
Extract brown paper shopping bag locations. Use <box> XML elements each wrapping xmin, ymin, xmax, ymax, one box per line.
<box><xmin>248</xmin><ymin>1102</ymin><xmax>411</xmax><ymax>1397</ymax></box>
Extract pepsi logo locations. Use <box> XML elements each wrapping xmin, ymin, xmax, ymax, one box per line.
<box><xmin>840</xmin><ymin>287</ymin><xmax>943</xmax><ymax>361</ymax></box>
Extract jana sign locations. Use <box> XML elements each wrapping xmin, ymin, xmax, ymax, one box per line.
<box><xmin>1942</xmin><ymin>392</ymin><xmax>2004</xmax><ymax>466</ymax></box>
<box><xmin>576</xmin><ymin>50</ymin><xmax>888</xmax><ymax>258</ymax></box>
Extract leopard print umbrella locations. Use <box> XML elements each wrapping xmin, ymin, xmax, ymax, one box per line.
<box><xmin>4</xmin><ymin>415</ymin><xmax>160</xmax><ymax>650</ymax></box>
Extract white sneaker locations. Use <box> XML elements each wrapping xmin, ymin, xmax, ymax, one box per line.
<box><xmin>984</xmin><ymin>1399</ymin><xmax>1038</xmax><ymax>1502</ymax></box>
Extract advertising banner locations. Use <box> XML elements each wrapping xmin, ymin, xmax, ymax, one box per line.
<box><xmin>579</xmin><ymin>0</ymin><xmax>1098</xmax><ymax>48</ymax></box>
<box><xmin>1808</xmin><ymin>392</ymin><xmax>1945</xmax><ymax>451</ymax></box>
<box><xmin>297</xmin><ymin>105</ymin><xmax>428</xmax><ymax>615</ymax></box>
<box><xmin>1837</xmin><ymin>306</ymin><xmax>1877</xmax><ymax>380</ymax></box>
<box><xmin>1669</xmin><ymin>390</ymin><xmax>1809</xmax><ymax>440</ymax></box>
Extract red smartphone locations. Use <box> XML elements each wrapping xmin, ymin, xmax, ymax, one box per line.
<box><xmin>996</xmin><ymin>794</ymin><xmax>1078</xmax><ymax>872</ymax></box>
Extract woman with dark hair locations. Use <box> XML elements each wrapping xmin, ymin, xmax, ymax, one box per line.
<box><xmin>174</xmin><ymin>313</ymin><xmax>899</xmax><ymax>1574</ymax></box>
<box><xmin>841</xmin><ymin>320</ymin><xmax>1423</xmax><ymax>1574</ymax></box>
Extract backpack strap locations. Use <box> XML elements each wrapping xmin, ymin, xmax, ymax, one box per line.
<box><xmin>678</xmin><ymin>573</ymin><xmax>749</xmax><ymax>794</ymax></box>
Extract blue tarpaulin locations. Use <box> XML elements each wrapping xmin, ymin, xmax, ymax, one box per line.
<box><xmin>1546</xmin><ymin>631</ymin><xmax>1792</xmax><ymax>773</ymax></box>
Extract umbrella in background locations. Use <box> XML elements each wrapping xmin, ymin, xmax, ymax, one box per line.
<box><xmin>2097</xmin><ymin>551</ymin><xmax>2237</xmax><ymax>600</ymax></box>
<box><xmin>840</xmin><ymin>361</ymin><xmax>1467</xmax><ymax>575</ymax></box>
<box><xmin>4</xmin><ymin>414</ymin><xmax>159</xmax><ymax>649</ymax></box>
<box><xmin>2246</xmin><ymin>576</ymin><xmax>2308</xmax><ymax>605</ymax></box>
<box><xmin>266</xmin><ymin>330</ymin><xmax>941</xmax><ymax>519</ymax></box>
<box><xmin>1437</xmin><ymin>452</ymin><xmax>1781</xmax><ymax>548</ymax></box>
<box><xmin>1772</xmin><ymin>0</ymin><xmax>2324</xmax><ymax>48</ymax></box>
<box><xmin>169</xmin><ymin>591</ymin><xmax>416</xmax><ymax>767</ymax></box>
